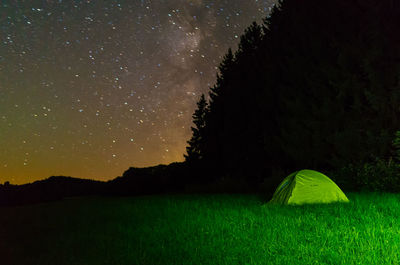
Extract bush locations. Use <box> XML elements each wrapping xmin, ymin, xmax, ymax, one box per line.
<box><xmin>361</xmin><ymin>158</ymin><xmax>400</xmax><ymax>192</ymax></box>
<box><xmin>329</xmin><ymin>130</ymin><xmax>400</xmax><ymax>192</ymax></box>
<box><xmin>392</xmin><ymin>130</ymin><xmax>400</xmax><ymax>162</ymax></box>
<box><xmin>329</xmin><ymin>157</ymin><xmax>400</xmax><ymax>193</ymax></box>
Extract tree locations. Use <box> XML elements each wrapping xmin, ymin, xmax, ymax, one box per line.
<box><xmin>185</xmin><ymin>94</ymin><xmax>208</xmax><ymax>163</ymax></box>
<box><xmin>201</xmin><ymin>48</ymin><xmax>237</xmax><ymax>176</ymax></box>
<box><xmin>185</xmin><ymin>0</ymin><xmax>400</xmax><ymax>187</ymax></box>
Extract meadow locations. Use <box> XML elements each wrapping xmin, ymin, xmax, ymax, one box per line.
<box><xmin>1</xmin><ymin>192</ymin><xmax>400</xmax><ymax>265</ymax></box>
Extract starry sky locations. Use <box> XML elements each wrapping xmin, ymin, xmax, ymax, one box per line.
<box><xmin>0</xmin><ymin>0</ymin><xmax>277</xmax><ymax>184</ymax></box>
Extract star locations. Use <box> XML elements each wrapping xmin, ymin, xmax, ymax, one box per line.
<box><xmin>0</xmin><ymin>0</ymin><xmax>278</xmax><ymax>184</ymax></box>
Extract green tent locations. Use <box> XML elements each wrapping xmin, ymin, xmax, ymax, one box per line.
<box><xmin>269</xmin><ymin>169</ymin><xmax>349</xmax><ymax>205</ymax></box>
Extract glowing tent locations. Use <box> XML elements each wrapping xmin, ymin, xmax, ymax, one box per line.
<box><xmin>269</xmin><ymin>169</ymin><xmax>349</xmax><ymax>205</ymax></box>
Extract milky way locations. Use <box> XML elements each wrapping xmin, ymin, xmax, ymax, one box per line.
<box><xmin>0</xmin><ymin>0</ymin><xmax>277</xmax><ymax>184</ymax></box>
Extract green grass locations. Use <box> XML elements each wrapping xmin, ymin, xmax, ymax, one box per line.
<box><xmin>1</xmin><ymin>192</ymin><xmax>400</xmax><ymax>264</ymax></box>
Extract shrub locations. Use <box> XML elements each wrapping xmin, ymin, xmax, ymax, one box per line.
<box><xmin>329</xmin><ymin>158</ymin><xmax>400</xmax><ymax>193</ymax></box>
<box><xmin>329</xmin><ymin>130</ymin><xmax>400</xmax><ymax>192</ymax></box>
<box><xmin>392</xmin><ymin>130</ymin><xmax>400</xmax><ymax>162</ymax></box>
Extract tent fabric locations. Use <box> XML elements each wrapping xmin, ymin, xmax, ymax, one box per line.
<box><xmin>269</xmin><ymin>169</ymin><xmax>349</xmax><ymax>205</ymax></box>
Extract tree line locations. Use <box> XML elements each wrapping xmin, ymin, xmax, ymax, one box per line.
<box><xmin>185</xmin><ymin>0</ymin><xmax>400</xmax><ymax>187</ymax></box>
<box><xmin>3</xmin><ymin>0</ymin><xmax>400</xmax><ymax>206</ymax></box>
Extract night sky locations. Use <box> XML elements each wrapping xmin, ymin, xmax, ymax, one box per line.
<box><xmin>1</xmin><ymin>0</ymin><xmax>277</xmax><ymax>184</ymax></box>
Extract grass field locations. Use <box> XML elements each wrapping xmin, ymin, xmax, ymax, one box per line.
<box><xmin>1</xmin><ymin>192</ymin><xmax>400</xmax><ymax>265</ymax></box>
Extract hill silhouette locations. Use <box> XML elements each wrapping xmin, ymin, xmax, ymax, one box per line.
<box><xmin>106</xmin><ymin>162</ymin><xmax>190</xmax><ymax>196</ymax></box>
<box><xmin>0</xmin><ymin>176</ymin><xmax>106</xmax><ymax>206</ymax></box>
<box><xmin>0</xmin><ymin>163</ymin><xmax>192</xmax><ymax>206</ymax></box>
<box><xmin>0</xmin><ymin>160</ymin><xmax>250</xmax><ymax>206</ymax></box>
<box><xmin>3</xmin><ymin>0</ymin><xmax>400</xmax><ymax>205</ymax></box>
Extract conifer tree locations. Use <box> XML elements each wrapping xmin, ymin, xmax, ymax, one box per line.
<box><xmin>185</xmin><ymin>94</ymin><xmax>208</xmax><ymax>163</ymax></box>
<box><xmin>185</xmin><ymin>0</ymin><xmax>400</xmax><ymax>187</ymax></box>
